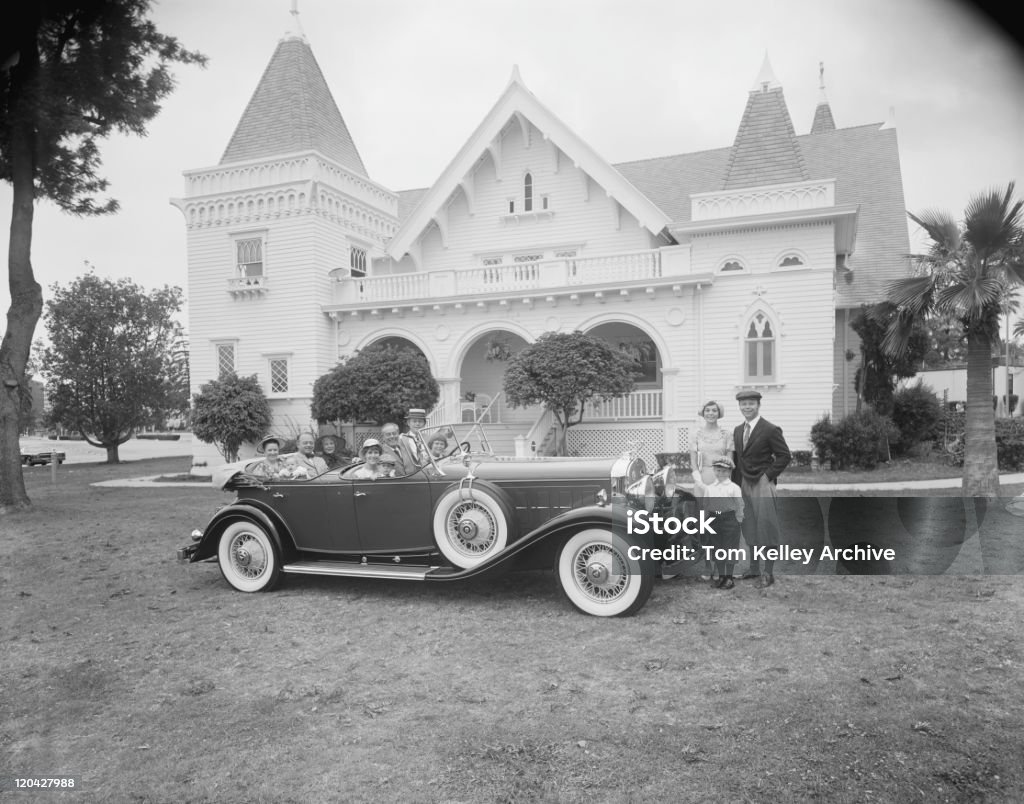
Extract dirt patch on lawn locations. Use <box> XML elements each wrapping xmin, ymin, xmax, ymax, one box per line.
<box><xmin>1</xmin><ymin>458</ymin><xmax>1023</xmax><ymax>802</ymax></box>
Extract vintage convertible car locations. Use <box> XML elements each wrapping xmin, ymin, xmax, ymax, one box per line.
<box><xmin>178</xmin><ymin>425</ymin><xmax>687</xmax><ymax>617</ymax></box>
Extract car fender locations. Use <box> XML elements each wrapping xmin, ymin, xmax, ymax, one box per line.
<box><xmin>427</xmin><ymin>504</ymin><xmax>650</xmax><ymax>581</ymax></box>
<box><xmin>191</xmin><ymin>502</ymin><xmax>293</xmax><ymax>563</ymax></box>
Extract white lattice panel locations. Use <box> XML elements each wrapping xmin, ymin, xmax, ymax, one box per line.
<box><xmin>567</xmin><ymin>427</ymin><xmax>663</xmax><ymax>469</ymax></box>
<box><xmin>677</xmin><ymin>428</ymin><xmax>690</xmax><ymax>452</ymax></box>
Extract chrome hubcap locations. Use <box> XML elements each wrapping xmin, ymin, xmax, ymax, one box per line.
<box><xmin>231</xmin><ymin>533</ymin><xmax>267</xmax><ymax>578</ymax></box>
<box><xmin>574</xmin><ymin>544</ymin><xmax>628</xmax><ymax>600</ymax></box>
<box><xmin>448</xmin><ymin>504</ymin><xmax>496</xmax><ymax>553</ymax></box>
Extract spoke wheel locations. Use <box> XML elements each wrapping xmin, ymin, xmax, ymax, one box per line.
<box><xmin>217</xmin><ymin>520</ymin><xmax>281</xmax><ymax>593</ymax></box>
<box><xmin>432</xmin><ymin>485</ymin><xmax>512</xmax><ymax>568</ymax></box>
<box><xmin>557</xmin><ymin>529</ymin><xmax>652</xmax><ymax>617</ymax></box>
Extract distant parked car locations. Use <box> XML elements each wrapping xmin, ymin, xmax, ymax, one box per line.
<box><xmin>179</xmin><ymin>424</ymin><xmax>690</xmax><ymax>617</ymax></box>
<box><xmin>21</xmin><ymin>451</ymin><xmax>66</xmax><ymax>466</ymax></box>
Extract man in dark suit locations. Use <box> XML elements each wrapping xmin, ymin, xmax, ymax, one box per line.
<box><xmin>732</xmin><ymin>390</ymin><xmax>791</xmax><ymax>587</ymax></box>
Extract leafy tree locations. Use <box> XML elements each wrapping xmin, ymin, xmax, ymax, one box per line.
<box><xmin>0</xmin><ymin>0</ymin><xmax>204</xmax><ymax>511</ymax></box>
<box><xmin>503</xmin><ymin>331</ymin><xmax>637</xmax><ymax>456</ymax></box>
<box><xmin>852</xmin><ymin>302</ymin><xmax>928</xmax><ymax>414</ymax></box>
<box><xmin>311</xmin><ymin>343</ymin><xmax>439</xmax><ymax>427</ymax></box>
<box><xmin>191</xmin><ymin>374</ymin><xmax>272</xmax><ymax>463</ymax></box>
<box><xmin>40</xmin><ymin>274</ymin><xmax>183</xmax><ymax>462</ymax></box>
<box><xmin>883</xmin><ymin>183</ymin><xmax>1024</xmax><ymax>497</ymax></box>
<box><xmin>156</xmin><ymin>324</ymin><xmax>190</xmax><ymax>429</ymax></box>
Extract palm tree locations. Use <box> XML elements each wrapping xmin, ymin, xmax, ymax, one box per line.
<box><xmin>883</xmin><ymin>183</ymin><xmax>1023</xmax><ymax>497</ymax></box>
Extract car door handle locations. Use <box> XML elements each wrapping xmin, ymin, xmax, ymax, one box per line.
<box><xmin>355</xmin><ymin>491</ymin><xmax>367</xmax><ymax>497</ymax></box>
<box><xmin>272</xmin><ymin>492</ymin><xmax>285</xmax><ymax>498</ymax></box>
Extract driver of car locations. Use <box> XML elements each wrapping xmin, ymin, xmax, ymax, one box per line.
<box><xmin>427</xmin><ymin>433</ymin><xmax>449</xmax><ymax>460</ymax></box>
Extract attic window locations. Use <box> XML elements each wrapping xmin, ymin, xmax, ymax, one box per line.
<box><xmin>524</xmin><ymin>173</ymin><xmax>533</xmax><ymax>212</ymax></box>
<box><xmin>779</xmin><ymin>254</ymin><xmax>804</xmax><ymax>267</ymax></box>
<box><xmin>720</xmin><ymin>260</ymin><xmax>744</xmax><ymax>272</ymax></box>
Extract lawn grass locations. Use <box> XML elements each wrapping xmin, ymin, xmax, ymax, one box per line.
<box><xmin>1</xmin><ymin>458</ymin><xmax>1023</xmax><ymax>802</ymax></box>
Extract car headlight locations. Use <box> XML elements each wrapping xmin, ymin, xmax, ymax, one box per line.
<box><xmin>625</xmin><ymin>475</ymin><xmax>655</xmax><ymax>512</ymax></box>
<box><xmin>653</xmin><ymin>466</ymin><xmax>676</xmax><ymax>498</ymax></box>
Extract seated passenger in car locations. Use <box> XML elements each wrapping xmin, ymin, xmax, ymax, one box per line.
<box><xmin>277</xmin><ymin>455</ymin><xmax>310</xmax><ymax>480</ymax></box>
<box><xmin>250</xmin><ymin>435</ymin><xmax>286</xmax><ymax>479</ymax></box>
<box><xmin>378</xmin><ymin>452</ymin><xmax>398</xmax><ymax>478</ymax></box>
<box><xmin>351</xmin><ymin>438</ymin><xmax>386</xmax><ymax>479</ymax></box>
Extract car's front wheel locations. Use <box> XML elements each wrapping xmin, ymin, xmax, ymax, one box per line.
<box><xmin>556</xmin><ymin>529</ymin><xmax>653</xmax><ymax>617</ymax></box>
<box><xmin>217</xmin><ymin>520</ymin><xmax>281</xmax><ymax>592</ymax></box>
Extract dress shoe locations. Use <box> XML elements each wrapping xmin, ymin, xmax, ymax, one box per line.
<box><xmin>718</xmin><ymin>578</ymin><xmax>735</xmax><ymax>590</ymax></box>
<box><xmin>741</xmin><ymin>570</ymin><xmax>760</xmax><ymax>580</ymax></box>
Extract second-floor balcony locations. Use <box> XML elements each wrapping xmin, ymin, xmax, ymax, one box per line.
<box><xmin>329</xmin><ymin>246</ymin><xmax>693</xmax><ymax>308</ymax></box>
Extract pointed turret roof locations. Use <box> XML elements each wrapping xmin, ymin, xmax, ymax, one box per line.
<box><xmin>810</xmin><ymin>62</ymin><xmax>836</xmax><ymax>134</ymax></box>
<box><xmin>722</xmin><ymin>54</ymin><xmax>807</xmax><ymax>189</ymax></box>
<box><xmin>220</xmin><ymin>33</ymin><xmax>367</xmax><ymax>176</ymax></box>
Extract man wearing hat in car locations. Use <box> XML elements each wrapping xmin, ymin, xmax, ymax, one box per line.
<box><xmin>399</xmin><ymin>408</ymin><xmax>429</xmax><ymax>468</ymax></box>
<box><xmin>733</xmin><ymin>390</ymin><xmax>791</xmax><ymax>587</ymax></box>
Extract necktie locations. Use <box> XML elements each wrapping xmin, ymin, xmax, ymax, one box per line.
<box><xmin>743</xmin><ymin>422</ymin><xmax>751</xmax><ymax>449</ymax></box>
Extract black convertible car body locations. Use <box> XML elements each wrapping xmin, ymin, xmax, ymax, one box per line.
<box><xmin>178</xmin><ymin>425</ymin><xmax>686</xmax><ymax>616</ymax></box>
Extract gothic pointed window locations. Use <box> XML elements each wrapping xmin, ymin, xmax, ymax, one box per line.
<box><xmin>524</xmin><ymin>173</ymin><xmax>533</xmax><ymax>212</ymax></box>
<box><xmin>745</xmin><ymin>312</ymin><xmax>775</xmax><ymax>381</ymax></box>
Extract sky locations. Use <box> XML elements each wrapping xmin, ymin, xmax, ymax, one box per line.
<box><xmin>2</xmin><ymin>0</ymin><xmax>1023</xmax><ymax>335</ymax></box>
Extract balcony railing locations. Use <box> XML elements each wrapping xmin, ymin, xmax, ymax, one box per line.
<box><xmin>583</xmin><ymin>389</ymin><xmax>663</xmax><ymax>421</ymax></box>
<box><xmin>333</xmin><ymin>246</ymin><xmax>692</xmax><ymax>306</ymax></box>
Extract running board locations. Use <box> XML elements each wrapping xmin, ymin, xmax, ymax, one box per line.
<box><xmin>282</xmin><ymin>561</ymin><xmax>448</xmax><ymax>581</ymax></box>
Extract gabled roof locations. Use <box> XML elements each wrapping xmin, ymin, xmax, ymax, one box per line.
<box><xmin>723</xmin><ymin>55</ymin><xmax>807</xmax><ymax>189</ymax></box>
<box><xmin>220</xmin><ymin>35</ymin><xmax>367</xmax><ymax>176</ymax></box>
<box><xmin>386</xmin><ymin>68</ymin><xmax>671</xmax><ymax>260</ymax></box>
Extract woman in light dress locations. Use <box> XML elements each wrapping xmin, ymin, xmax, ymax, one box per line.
<box><xmin>688</xmin><ymin>401</ymin><xmax>734</xmax><ymax>580</ymax></box>
<box><xmin>690</xmin><ymin>400</ymin><xmax>732</xmax><ymax>484</ymax></box>
<box><xmin>250</xmin><ymin>435</ymin><xmax>286</xmax><ymax>479</ymax></box>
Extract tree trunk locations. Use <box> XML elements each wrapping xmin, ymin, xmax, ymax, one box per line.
<box><xmin>962</xmin><ymin>331</ymin><xmax>999</xmax><ymax>498</ymax></box>
<box><xmin>0</xmin><ymin>32</ymin><xmax>43</xmax><ymax>514</ymax></box>
<box><xmin>105</xmin><ymin>445</ymin><xmax>120</xmax><ymax>464</ymax></box>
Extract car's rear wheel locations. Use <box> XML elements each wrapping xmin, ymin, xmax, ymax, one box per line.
<box><xmin>556</xmin><ymin>529</ymin><xmax>653</xmax><ymax>617</ymax></box>
<box><xmin>432</xmin><ymin>484</ymin><xmax>512</xmax><ymax>568</ymax></box>
<box><xmin>218</xmin><ymin>520</ymin><xmax>281</xmax><ymax>592</ymax></box>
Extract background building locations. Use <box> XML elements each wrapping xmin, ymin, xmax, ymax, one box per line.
<box><xmin>175</xmin><ymin>27</ymin><xmax>909</xmax><ymax>472</ymax></box>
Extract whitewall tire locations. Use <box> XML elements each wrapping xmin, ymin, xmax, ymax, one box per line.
<box><xmin>557</xmin><ymin>529</ymin><xmax>653</xmax><ymax>617</ymax></box>
<box><xmin>218</xmin><ymin>520</ymin><xmax>281</xmax><ymax>593</ymax></box>
<box><xmin>432</xmin><ymin>485</ymin><xmax>513</xmax><ymax>569</ymax></box>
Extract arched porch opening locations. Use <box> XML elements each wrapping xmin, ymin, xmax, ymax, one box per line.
<box><xmin>584</xmin><ymin>322</ymin><xmax>664</xmax><ymax>421</ymax></box>
<box><xmin>457</xmin><ymin>329</ymin><xmax>532</xmax><ymax>425</ymax></box>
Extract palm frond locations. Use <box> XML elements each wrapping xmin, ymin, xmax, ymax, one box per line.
<box><xmin>963</xmin><ymin>182</ymin><xmax>1023</xmax><ymax>260</ymax></box>
<box><xmin>881</xmin><ymin>306</ymin><xmax>924</xmax><ymax>359</ymax></box>
<box><xmin>885</xmin><ymin>275</ymin><xmax>937</xmax><ymax>312</ymax></box>
<box><xmin>908</xmin><ymin>209</ymin><xmax>961</xmax><ymax>254</ymax></box>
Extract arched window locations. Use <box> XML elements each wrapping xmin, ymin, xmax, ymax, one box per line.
<box><xmin>720</xmin><ymin>259</ymin><xmax>744</xmax><ymax>273</ymax></box>
<box><xmin>524</xmin><ymin>173</ymin><xmax>533</xmax><ymax>212</ymax></box>
<box><xmin>778</xmin><ymin>253</ymin><xmax>804</xmax><ymax>267</ymax></box>
<box><xmin>745</xmin><ymin>312</ymin><xmax>775</xmax><ymax>382</ymax></box>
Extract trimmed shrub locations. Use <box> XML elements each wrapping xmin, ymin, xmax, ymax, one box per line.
<box><xmin>810</xmin><ymin>410</ymin><xmax>899</xmax><ymax>470</ymax></box>
<box><xmin>892</xmin><ymin>381</ymin><xmax>943</xmax><ymax>455</ymax></box>
<box><xmin>996</xmin><ymin>418</ymin><xmax>1024</xmax><ymax>471</ymax></box>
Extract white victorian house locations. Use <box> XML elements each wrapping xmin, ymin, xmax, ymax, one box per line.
<box><xmin>174</xmin><ymin>25</ymin><xmax>909</xmax><ymax>473</ymax></box>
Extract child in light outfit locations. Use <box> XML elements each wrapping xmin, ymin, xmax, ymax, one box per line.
<box><xmin>691</xmin><ymin>456</ymin><xmax>744</xmax><ymax>589</ymax></box>
<box><xmin>277</xmin><ymin>455</ymin><xmax>309</xmax><ymax>480</ymax></box>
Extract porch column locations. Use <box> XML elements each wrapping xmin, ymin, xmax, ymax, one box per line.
<box><xmin>436</xmin><ymin>377</ymin><xmax>462</xmax><ymax>420</ymax></box>
<box><xmin>661</xmin><ymin>367</ymin><xmax>682</xmax><ymax>453</ymax></box>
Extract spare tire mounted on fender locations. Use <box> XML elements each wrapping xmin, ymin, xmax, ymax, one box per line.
<box><xmin>432</xmin><ymin>479</ymin><xmax>515</xmax><ymax>568</ymax></box>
